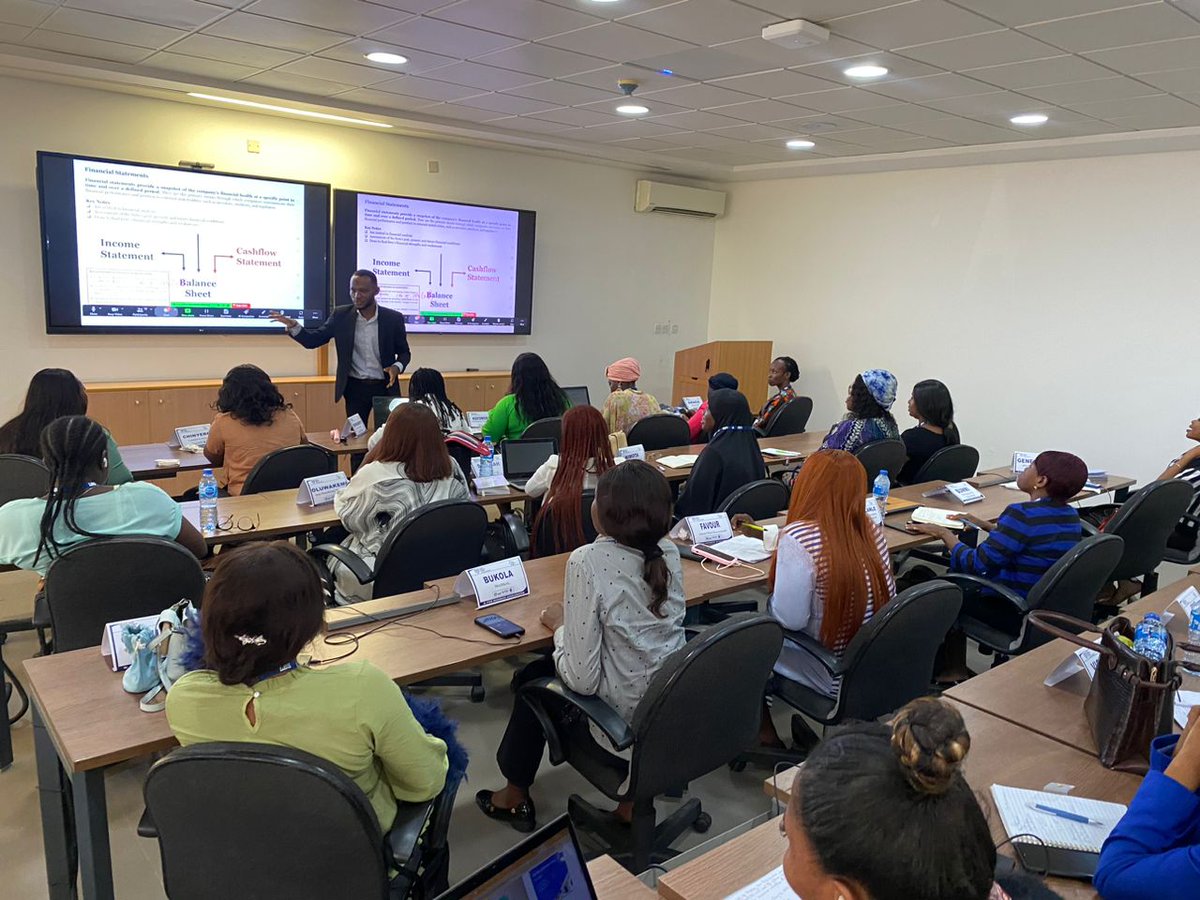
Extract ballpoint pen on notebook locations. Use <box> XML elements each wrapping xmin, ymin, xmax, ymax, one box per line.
<box><xmin>1028</xmin><ymin>803</ymin><xmax>1105</xmax><ymax>826</ymax></box>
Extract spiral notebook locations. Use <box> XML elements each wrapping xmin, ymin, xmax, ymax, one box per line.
<box><xmin>990</xmin><ymin>785</ymin><xmax>1125</xmax><ymax>853</ymax></box>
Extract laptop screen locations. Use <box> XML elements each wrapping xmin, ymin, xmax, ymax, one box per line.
<box><xmin>436</xmin><ymin>815</ymin><xmax>597</xmax><ymax>900</ymax></box>
<box><xmin>562</xmin><ymin>385</ymin><xmax>590</xmax><ymax>408</ymax></box>
<box><xmin>372</xmin><ymin>395</ymin><xmax>407</xmax><ymax>430</ymax></box>
<box><xmin>502</xmin><ymin>438</ymin><xmax>557</xmax><ymax>479</ymax></box>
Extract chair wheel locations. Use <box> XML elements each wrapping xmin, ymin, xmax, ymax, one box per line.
<box><xmin>728</xmin><ymin>759</ymin><xmax>747</xmax><ymax>773</ymax></box>
<box><xmin>470</xmin><ymin>686</ymin><xmax>486</xmax><ymax>702</ymax></box>
<box><xmin>693</xmin><ymin>812</ymin><xmax>712</xmax><ymax>833</ymax></box>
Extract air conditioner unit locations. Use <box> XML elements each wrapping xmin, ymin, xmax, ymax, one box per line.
<box><xmin>635</xmin><ymin>180</ymin><xmax>726</xmax><ymax>218</ymax></box>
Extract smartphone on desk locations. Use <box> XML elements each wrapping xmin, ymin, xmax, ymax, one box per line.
<box><xmin>475</xmin><ymin>613</ymin><xmax>525</xmax><ymax>638</ymax></box>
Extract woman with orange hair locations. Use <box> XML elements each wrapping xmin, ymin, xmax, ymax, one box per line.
<box><xmin>768</xmin><ymin>449</ymin><xmax>896</xmax><ymax>703</ymax></box>
<box><xmin>528</xmin><ymin>405</ymin><xmax>616</xmax><ymax>557</ymax></box>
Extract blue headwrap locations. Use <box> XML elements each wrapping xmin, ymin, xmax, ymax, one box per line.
<box><xmin>860</xmin><ymin>369</ymin><xmax>897</xmax><ymax>409</ymax></box>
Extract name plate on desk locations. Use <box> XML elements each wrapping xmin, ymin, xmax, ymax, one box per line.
<box><xmin>674</xmin><ymin>512</ymin><xmax>734</xmax><ymax>544</ymax></box>
<box><xmin>617</xmin><ymin>444</ymin><xmax>646</xmax><ymax>461</ymax></box>
<box><xmin>1170</xmin><ymin>585</ymin><xmax>1200</xmax><ymax>619</ymax></box>
<box><xmin>296</xmin><ymin>472</ymin><xmax>349</xmax><ymax>507</ymax></box>
<box><xmin>1044</xmin><ymin>641</ymin><xmax>1101</xmax><ymax>687</ymax></box>
<box><xmin>339</xmin><ymin>414</ymin><xmax>367</xmax><ymax>441</ymax></box>
<box><xmin>945</xmin><ymin>482</ymin><xmax>985</xmax><ymax>504</ymax></box>
<box><xmin>682</xmin><ymin>396</ymin><xmax>703</xmax><ymax>412</ymax></box>
<box><xmin>466</xmin><ymin>411</ymin><xmax>489</xmax><ymax>431</ymax></box>
<box><xmin>1011</xmin><ymin>451</ymin><xmax>1037</xmax><ymax>474</ymax></box>
<box><xmin>167</xmin><ymin>424</ymin><xmax>210</xmax><ymax>449</ymax></box>
<box><xmin>454</xmin><ymin>556</ymin><xmax>530</xmax><ymax>609</ymax></box>
<box><xmin>100</xmin><ymin>614</ymin><xmax>160</xmax><ymax>671</ymax></box>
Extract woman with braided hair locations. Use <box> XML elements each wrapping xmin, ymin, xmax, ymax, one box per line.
<box><xmin>0</xmin><ymin>416</ymin><xmax>205</xmax><ymax>576</ymax></box>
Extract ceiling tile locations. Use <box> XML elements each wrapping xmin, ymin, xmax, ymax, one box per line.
<box><xmin>790</xmin><ymin>86</ymin><xmax>905</xmax><ymax>112</ymax></box>
<box><xmin>240</xmin><ymin>71</ymin><xmax>363</xmax><ymax>97</ymax></box>
<box><xmin>708</xmin><ymin>97</ymin><xmax>818</xmax><ymax>121</ymax></box>
<box><xmin>506</xmin><ymin>116</ymin><xmax>576</xmax><ymax>134</ymax></box>
<box><xmin>577</xmin><ymin>119</ymin><xmax>685</xmax><ymax>140</ymax></box>
<box><xmin>1137</xmin><ymin>67</ymin><xmax>1200</xmax><ymax>93</ymax></box>
<box><xmin>424</xmin><ymin>102</ymin><xmax>513</xmax><ymax>123</ymax></box>
<box><xmin>603</xmin><ymin>136</ymin><xmax>682</xmax><ymax>151</ymax></box>
<box><xmin>791</xmin><ymin>51</ymin><xmax>942</xmax><ymax>85</ymax></box>
<box><xmin>1022</xmin><ymin>4</ymin><xmax>1200</xmax><ymax>54</ymax></box>
<box><xmin>1017</xmin><ymin>118</ymin><xmax>1124</xmax><ymax>138</ymax></box>
<box><xmin>561</xmin><ymin>64</ymin><xmax>681</xmax><ymax>92</ymax></box>
<box><xmin>1020</xmin><ymin>76</ymin><xmax>1163</xmax><ymax>107</ymax></box>
<box><xmin>841</xmin><ymin>102</ymin><xmax>962</xmax><ymax>126</ymax></box>
<box><xmin>863</xmin><ymin>72</ymin><xmax>998</xmax><ymax>102</ymax></box>
<box><xmin>833</xmin><ymin>0</ymin><xmax>999</xmax><ymax>49</ymax></box>
<box><xmin>456</xmin><ymin>91</ymin><xmax>562</xmax><ymax>114</ymax></box>
<box><xmin>1084</xmin><ymin>35</ymin><xmax>1200</xmax><ymax>75</ymax></box>
<box><xmin>539</xmin><ymin>0</ymin><xmax>681</xmax><ymax>16</ymax></box>
<box><xmin>169</xmin><ymin>33</ymin><xmax>301</xmax><ymax>67</ymax></box>
<box><xmin>714</xmin><ymin>33</ymin><xmax>878</xmax><ymax>68</ymax></box>
<box><xmin>525</xmin><ymin>105</ymin><xmax>623</xmax><ymax>126</ymax></box>
<box><xmin>653</xmin><ymin>130</ymin><xmax>742</xmax><ymax>148</ymax></box>
<box><xmin>203</xmin><ymin>12</ymin><xmax>349</xmax><ymax>53</ymax></box>
<box><xmin>328</xmin><ymin>86</ymin><xmax>437</xmax><ymax>110</ymax></box>
<box><xmin>704</xmin><ymin>121</ymin><xmax>795</xmax><ymax>141</ymax></box>
<box><xmin>22</xmin><ymin>29</ymin><xmax>155</xmax><ymax>62</ymax></box>
<box><xmin>770</xmin><ymin>112</ymin><xmax>879</xmax><ymax>133</ymax></box>
<box><xmin>273</xmin><ymin>56</ymin><xmax>395</xmax><ymax>86</ymax></box>
<box><xmin>898</xmin><ymin>28</ymin><xmax>1061</xmax><ymax>70</ymax></box>
<box><xmin>244</xmin><ymin>0</ymin><xmax>410</xmax><ymax>34</ymax></box>
<box><xmin>475</xmin><ymin>42</ymin><xmax>609</xmax><ymax>78</ymax></box>
<box><xmin>710</xmin><ymin>68</ymin><xmax>839</xmax><ymax>98</ymax></box>
<box><xmin>316</xmin><ymin>38</ymin><xmax>459</xmax><ymax>76</ymax></box>
<box><xmin>1104</xmin><ymin>105</ymin><xmax>1200</xmax><ymax>130</ymax></box>
<box><xmin>743</xmin><ymin>0</ymin><xmax>911</xmax><ymax>18</ymax></box>
<box><xmin>948</xmin><ymin>0</ymin><xmax>1149</xmax><ymax>28</ymax></box>
<box><xmin>0</xmin><ymin>0</ymin><xmax>52</xmax><ymax>27</ymax></box>
<box><xmin>823</xmin><ymin>125</ymin><xmax>929</xmax><ymax>147</ymax></box>
<box><xmin>644</xmin><ymin>108</ymin><xmax>752</xmax><ymax>130</ymax></box>
<box><xmin>64</xmin><ymin>0</ymin><xmax>225</xmax><ymax>30</ymax></box>
<box><xmin>139</xmin><ymin>50</ymin><xmax>261</xmax><ymax>80</ymax></box>
<box><xmin>0</xmin><ymin>21</ymin><xmax>32</xmax><ymax>39</ymax></box>
<box><xmin>502</xmin><ymin>79</ymin><xmax>614</xmax><ymax>105</ymax></box>
<box><xmin>1070</xmin><ymin>92</ymin><xmax>1200</xmax><ymax>122</ymax></box>
<box><xmin>368</xmin><ymin>16</ymin><xmax>522</xmax><ymax>58</ymax></box>
<box><xmin>640</xmin><ymin>81</ymin><xmax>757</xmax><ymax>108</ymax></box>
<box><xmin>412</xmin><ymin>60</ymin><xmax>543</xmax><ymax>90</ymax></box>
<box><xmin>39</xmin><ymin>8</ymin><xmax>186</xmax><ymax>49</ymax></box>
<box><xmin>961</xmin><ymin>55</ymin><xmax>1114</xmax><ymax>90</ymax></box>
<box><xmin>369</xmin><ymin>72</ymin><xmax>490</xmax><ymax>100</ymax></box>
<box><xmin>924</xmin><ymin>91</ymin><xmax>1059</xmax><ymax>119</ymax></box>
<box><xmin>905</xmin><ymin>115</ymin><xmax>1030</xmax><ymax>142</ymax></box>
<box><xmin>622</xmin><ymin>0</ymin><xmax>781</xmax><ymax>47</ymax></box>
<box><xmin>631</xmin><ymin>46</ymin><xmax>767</xmax><ymax>80</ymax></box>
<box><xmin>578</xmin><ymin>93</ymin><xmax>692</xmax><ymax>116</ymax></box>
<box><xmin>540</xmin><ymin>21</ymin><xmax>694</xmax><ymax>60</ymax></box>
<box><xmin>429</xmin><ymin>0</ymin><xmax>602</xmax><ymax>41</ymax></box>
<box><xmin>368</xmin><ymin>0</ymin><xmax>475</xmax><ymax>13</ymax></box>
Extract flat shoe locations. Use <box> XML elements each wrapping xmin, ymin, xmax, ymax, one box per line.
<box><xmin>476</xmin><ymin>789</ymin><xmax>537</xmax><ymax>833</ymax></box>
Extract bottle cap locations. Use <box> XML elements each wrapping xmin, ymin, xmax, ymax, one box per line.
<box><xmin>202</xmin><ymin>468</ymin><xmax>213</xmax><ymax>475</ymax></box>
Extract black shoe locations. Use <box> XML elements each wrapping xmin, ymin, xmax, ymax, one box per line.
<box><xmin>476</xmin><ymin>789</ymin><xmax>537</xmax><ymax>833</ymax></box>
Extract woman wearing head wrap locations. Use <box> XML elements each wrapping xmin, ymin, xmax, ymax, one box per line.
<box><xmin>599</xmin><ymin>356</ymin><xmax>661</xmax><ymax>436</ymax></box>
<box><xmin>687</xmin><ymin>372</ymin><xmax>739</xmax><ymax>442</ymax></box>
<box><xmin>820</xmin><ymin>369</ymin><xmax>900</xmax><ymax>455</ymax></box>
<box><xmin>675</xmin><ymin>389</ymin><xmax>767</xmax><ymax>518</ymax></box>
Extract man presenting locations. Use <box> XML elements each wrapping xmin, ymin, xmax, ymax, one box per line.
<box><xmin>272</xmin><ymin>269</ymin><xmax>411</xmax><ymax>427</ymax></box>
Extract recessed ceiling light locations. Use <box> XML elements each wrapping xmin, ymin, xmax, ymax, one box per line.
<box><xmin>1010</xmin><ymin>113</ymin><xmax>1049</xmax><ymax>125</ymax></box>
<box><xmin>365</xmin><ymin>52</ymin><xmax>408</xmax><ymax>65</ymax></box>
<box><xmin>616</xmin><ymin>104</ymin><xmax>649</xmax><ymax>115</ymax></box>
<box><xmin>844</xmin><ymin>65</ymin><xmax>888</xmax><ymax>79</ymax></box>
<box><xmin>786</xmin><ymin>139</ymin><xmax>815</xmax><ymax>149</ymax></box>
<box><xmin>186</xmin><ymin>93</ymin><xmax>393</xmax><ymax>128</ymax></box>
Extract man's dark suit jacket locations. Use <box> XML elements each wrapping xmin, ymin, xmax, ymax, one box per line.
<box><xmin>290</xmin><ymin>304</ymin><xmax>411</xmax><ymax>401</ymax></box>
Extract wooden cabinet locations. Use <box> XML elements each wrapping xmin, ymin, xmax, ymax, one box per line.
<box><xmin>86</xmin><ymin>390</ymin><xmax>149</xmax><ymax>443</ymax></box>
<box><xmin>483</xmin><ymin>377</ymin><xmax>507</xmax><ymax>408</ymax></box>
<box><xmin>303</xmin><ymin>382</ymin><xmax>343</xmax><ymax>433</ymax></box>
<box><xmin>672</xmin><ymin>341</ymin><xmax>774</xmax><ymax>410</ymax></box>
<box><xmin>281</xmin><ymin>384</ymin><xmax>307</xmax><ymax>426</ymax></box>
<box><xmin>148</xmin><ymin>387</ymin><xmax>219</xmax><ymax>442</ymax></box>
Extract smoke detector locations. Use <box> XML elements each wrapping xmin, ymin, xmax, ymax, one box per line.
<box><xmin>761</xmin><ymin>19</ymin><xmax>830</xmax><ymax>50</ymax></box>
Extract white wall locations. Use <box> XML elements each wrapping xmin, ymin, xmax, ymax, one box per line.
<box><xmin>0</xmin><ymin>75</ymin><xmax>714</xmax><ymax>417</ymax></box>
<box><xmin>709</xmin><ymin>151</ymin><xmax>1200</xmax><ymax>485</ymax></box>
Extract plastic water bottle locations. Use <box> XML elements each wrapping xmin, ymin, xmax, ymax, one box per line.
<box><xmin>480</xmin><ymin>438</ymin><xmax>495</xmax><ymax>478</ymax></box>
<box><xmin>198</xmin><ymin>468</ymin><xmax>219</xmax><ymax>535</ymax></box>
<box><xmin>1133</xmin><ymin>612</ymin><xmax>1168</xmax><ymax>663</ymax></box>
<box><xmin>872</xmin><ymin>469</ymin><xmax>891</xmax><ymax>506</ymax></box>
<box><xmin>1186</xmin><ymin>609</ymin><xmax>1200</xmax><ymax>667</ymax></box>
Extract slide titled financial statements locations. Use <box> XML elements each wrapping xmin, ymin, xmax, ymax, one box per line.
<box><xmin>355</xmin><ymin>193</ymin><xmax>522</xmax><ymax>334</ymax></box>
<box><xmin>72</xmin><ymin>160</ymin><xmax>308</xmax><ymax>328</ymax></box>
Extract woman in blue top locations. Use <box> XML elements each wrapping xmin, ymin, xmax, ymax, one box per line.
<box><xmin>820</xmin><ymin>369</ymin><xmax>900</xmax><ymax>454</ymax></box>
<box><xmin>1094</xmin><ymin>707</ymin><xmax>1200</xmax><ymax>899</ymax></box>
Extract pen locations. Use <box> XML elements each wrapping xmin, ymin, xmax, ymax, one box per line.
<box><xmin>1028</xmin><ymin>803</ymin><xmax>1103</xmax><ymax>826</ymax></box>
<box><xmin>741</xmin><ymin>523</ymin><xmax>765</xmax><ymax>534</ymax></box>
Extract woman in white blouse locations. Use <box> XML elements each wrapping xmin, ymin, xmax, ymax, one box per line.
<box><xmin>476</xmin><ymin>460</ymin><xmax>685</xmax><ymax>833</ymax></box>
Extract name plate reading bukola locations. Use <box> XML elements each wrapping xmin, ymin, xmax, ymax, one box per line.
<box><xmin>454</xmin><ymin>556</ymin><xmax>530</xmax><ymax>609</ymax></box>
<box><xmin>296</xmin><ymin>472</ymin><xmax>350</xmax><ymax>507</ymax></box>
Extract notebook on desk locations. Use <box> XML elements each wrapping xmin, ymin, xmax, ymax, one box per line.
<box><xmin>909</xmin><ymin>507</ymin><xmax>966</xmax><ymax>530</ymax></box>
<box><xmin>990</xmin><ymin>785</ymin><xmax>1126</xmax><ymax>880</ymax></box>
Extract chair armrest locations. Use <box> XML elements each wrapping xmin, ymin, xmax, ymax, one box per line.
<box><xmin>385</xmin><ymin>799</ymin><xmax>435</xmax><ymax>870</ymax></box>
<box><xmin>936</xmin><ymin>573</ymin><xmax>1030</xmax><ymax>614</ymax></box>
<box><xmin>1080</xmin><ymin>519</ymin><xmax>1099</xmax><ymax>537</ymax></box>
<box><xmin>520</xmin><ymin>677</ymin><xmax>634</xmax><ymax>752</ymax></box>
<box><xmin>780</xmin><ymin>629</ymin><xmax>845</xmax><ymax>676</ymax></box>
<box><xmin>307</xmin><ymin>544</ymin><xmax>374</xmax><ymax>585</ymax></box>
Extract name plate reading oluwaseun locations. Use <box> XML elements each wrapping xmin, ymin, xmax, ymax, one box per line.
<box><xmin>454</xmin><ymin>556</ymin><xmax>530</xmax><ymax>609</ymax></box>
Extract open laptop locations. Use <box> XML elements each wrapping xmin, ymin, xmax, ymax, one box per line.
<box><xmin>562</xmin><ymin>385</ymin><xmax>590</xmax><ymax>407</ymax></box>
<box><xmin>436</xmin><ymin>814</ymin><xmax>598</xmax><ymax>900</ymax></box>
<box><xmin>501</xmin><ymin>437</ymin><xmax>557</xmax><ymax>491</ymax></box>
<box><xmin>372</xmin><ymin>395</ymin><xmax>406</xmax><ymax>430</ymax></box>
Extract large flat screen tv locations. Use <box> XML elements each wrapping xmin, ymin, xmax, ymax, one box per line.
<box><xmin>37</xmin><ymin>151</ymin><xmax>331</xmax><ymax>334</ymax></box>
<box><xmin>333</xmin><ymin>188</ymin><xmax>535</xmax><ymax>335</ymax></box>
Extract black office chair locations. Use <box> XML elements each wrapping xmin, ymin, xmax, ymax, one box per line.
<box><xmin>718</xmin><ymin>479</ymin><xmax>790</xmax><ymax>520</ymax></box>
<box><xmin>739</xmin><ymin>581</ymin><xmax>962</xmax><ymax>769</ymax></box>
<box><xmin>760</xmin><ymin>397</ymin><xmax>813</xmax><ymax>437</ymax></box>
<box><xmin>1164</xmin><ymin>511</ymin><xmax>1200</xmax><ymax>569</ymax></box>
<box><xmin>1087</xmin><ymin>480</ymin><xmax>1194</xmax><ymax>603</ymax></box>
<box><xmin>0</xmin><ymin>453</ymin><xmax>50</xmax><ymax>506</ymax></box>
<box><xmin>241</xmin><ymin>444</ymin><xmax>338</xmax><ymax>495</ymax></box>
<box><xmin>626</xmin><ymin>414</ymin><xmax>691</xmax><ymax>452</ymax></box>
<box><xmin>521</xmin><ymin>417</ymin><xmax>563</xmax><ymax>443</ymax></box>
<box><xmin>520</xmin><ymin>614</ymin><xmax>782</xmax><ymax>873</ymax></box>
<box><xmin>910</xmin><ymin>444</ymin><xmax>981</xmax><ymax>484</ymax></box>
<box><xmin>41</xmin><ymin>536</ymin><xmax>206</xmax><ymax>654</ymax></box>
<box><xmin>943</xmin><ymin>534</ymin><xmax>1124</xmax><ymax>659</ymax></box>
<box><xmin>310</xmin><ymin>500</ymin><xmax>489</xmax><ymax>701</ymax></box>
<box><xmin>531</xmin><ymin>491</ymin><xmax>597</xmax><ymax>559</ymax></box>
<box><xmin>141</xmin><ymin>742</ymin><xmax>457</xmax><ymax>900</ymax></box>
<box><xmin>854</xmin><ymin>439</ymin><xmax>908</xmax><ymax>486</ymax></box>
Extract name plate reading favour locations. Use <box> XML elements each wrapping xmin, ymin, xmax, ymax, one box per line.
<box><xmin>453</xmin><ymin>556</ymin><xmax>530</xmax><ymax>609</ymax></box>
<box><xmin>339</xmin><ymin>414</ymin><xmax>368</xmax><ymax>441</ymax></box>
<box><xmin>296</xmin><ymin>472</ymin><xmax>350</xmax><ymax>507</ymax></box>
<box><xmin>945</xmin><ymin>482</ymin><xmax>985</xmax><ymax>505</ymax></box>
<box><xmin>466</xmin><ymin>411</ymin><xmax>490</xmax><ymax>431</ymax></box>
<box><xmin>683</xmin><ymin>512</ymin><xmax>734</xmax><ymax>544</ymax></box>
<box><xmin>682</xmin><ymin>396</ymin><xmax>703</xmax><ymax>412</ymax></box>
<box><xmin>617</xmin><ymin>444</ymin><xmax>646</xmax><ymax>461</ymax></box>
<box><xmin>100</xmin><ymin>614</ymin><xmax>160</xmax><ymax>671</ymax></box>
<box><xmin>1011</xmin><ymin>451</ymin><xmax>1037</xmax><ymax>475</ymax></box>
<box><xmin>167</xmin><ymin>424</ymin><xmax>211</xmax><ymax>450</ymax></box>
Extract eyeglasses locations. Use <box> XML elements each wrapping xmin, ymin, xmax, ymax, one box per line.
<box><xmin>216</xmin><ymin>513</ymin><xmax>260</xmax><ymax>533</ymax></box>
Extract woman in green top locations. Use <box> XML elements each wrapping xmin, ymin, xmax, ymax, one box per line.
<box><xmin>0</xmin><ymin>368</ymin><xmax>132</xmax><ymax>483</ymax></box>
<box><xmin>481</xmin><ymin>352</ymin><xmax>570</xmax><ymax>443</ymax></box>
<box><xmin>166</xmin><ymin>542</ymin><xmax>449</xmax><ymax>830</ymax></box>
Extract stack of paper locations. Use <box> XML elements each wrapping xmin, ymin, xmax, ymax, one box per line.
<box><xmin>910</xmin><ymin>507</ymin><xmax>966</xmax><ymax>530</ymax></box>
<box><xmin>707</xmin><ymin>535</ymin><xmax>772</xmax><ymax>563</ymax></box>
<box><xmin>726</xmin><ymin>866</ymin><xmax>795</xmax><ymax>900</ymax></box>
<box><xmin>656</xmin><ymin>454</ymin><xmax>699</xmax><ymax>469</ymax></box>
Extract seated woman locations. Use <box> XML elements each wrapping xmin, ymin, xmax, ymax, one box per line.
<box><xmin>766</xmin><ymin>450</ymin><xmax>895</xmax><ymax>707</ymax></box>
<box><xmin>753</xmin><ymin>356</ymin><xmax>800</xmax><ymax>432</ymax></box>
<box><xmin>481</xmin><ymin>352</ymin><xmax>569</xmax><ymax>443</ymax></box>
<box><xmin>675</xmin><ymin>389</ymin><xmax>766</xmax><ymax>519</ymax></box>
<box><xmin>820</xmin><ymin>369</ymin><xmax>900</xmax><ymax>454</ymax></box>
<box><xmin>0</xmin><ymin>416</ymin><xmax>206</xmax><ymax>576</ymax></box>
<box><xmin>897</xmin><ymin>379</ymin><xmax>961</xmax><ymax>485</ymax></box>
<box><xmin>329</xmin><ymin>403</ymin><xmax>470</xmax><ymax>603</ymax></box>
<box><xmin>782</xmin><ymin>697</ymin><xmax>1055</xmax><ymax>900</ymax></box>
<box><xmin>687</xmin><ymin>372</ymin><xmax>738</xmax><ymax>442</ymax></box>
<box><xmin>528</xmin><ymin>406</ymin><xmax>616</xmax><ymax>557</ymax></box>
<box><xmin>205</xmin><ymin>364</ymin><xmax>306</xmax><ymax>495</ymax></box>
<box><xmin>366</xmin><ymin>367</ymin><xmax>470</xmax><ymax>451</ymax></box>
<box><xmin>1157</xmin><ymin>414</ymin><xmax>1200</xmax><ymax>555</ymax></box>
<box><xmin>600</xmin><ymin>357</ymin><xmax>661</xmax><ymax>436</ymax></box>
<box><xmin>0</xmin><ymin>367</ymin><xmax>132</xmax><ymax>483</ymax></box>
<box><xmin>1095</xmin><ymin>706</ymin><xmax>1200</xmax><ymax>899</ymax></box>
<box><xmin>166</xmin><ymin>542</ymin><xmax>449</xmax><ymax>832</ymax></box>
<box><xmin>477</xmin><ymin>460</ymin><xmax>686</xmax><ymax>832</ymax></box>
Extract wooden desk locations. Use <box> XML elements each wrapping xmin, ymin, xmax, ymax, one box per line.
<box><xmin>656</xmin><ymin>817</ymin><xmax>787</xmax><ymax>900</ymax></box>
<box><xmin>118</xmin><ymin>443</ymin><xmax>210</xmax><ymax>479</ymax></box>
<box><xmin>179</xmin><ymin>488</ymin><xmax>341</xmax><ymax>547</ymax></box>
<box><xmin>648</xmin><ymin>433</ymin><xmax>825</xmax><ymax>482</ymax></box>
<box><xmin>304</xmin><ymin>430</ymin><xmax>370</xmax><ymax>456</ymax></box>
<box><xmin>588</xmin><ymin>855</ymin><xmax>655</xmax><ymax>899</ymax></box>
